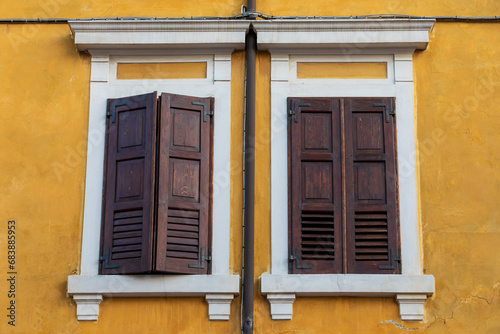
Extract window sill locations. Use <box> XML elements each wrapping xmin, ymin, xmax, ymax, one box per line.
<box><xmin>67</xmin><ymin>274</ymin><xmax>240</xmax><ymax>321</ymax></box>
<box><xmin>260</xmin><ymin>274</ymin><xmax>434</xmax><ymax>321</ymax></box>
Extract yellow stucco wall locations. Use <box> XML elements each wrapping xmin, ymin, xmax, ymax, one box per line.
<box><xmin>415</xmin><ymin>22</ymin><xmax>500</xmax><ymax>333</ymax></box>
<box><xmin>0</xmin><ymin>25</ymin><xmax>245</xmax><ymax>333</ymax></box>
<box><xmin>0</xmin><ymin>23</ymin><xmax>90</xmax><ymax>334</ymax></box>
<box><xmin>2</xmin><ymin>0</ymin><xmax>244</xmax><ymax>19</ymax></box>
<box><xmin>250</xmin><ymin>22</ymin><xmax>500</xmax><ymax>333</ymax></box>
<box><xmin>257</xmin><ymin>0</ymin><xmax>500</xmax><ymax>17</ymax></box>
<box><xmin>0</xmin><ymin>1</ymin><xmax>499</xmax><ymax>333</ymax></box>
<box><xmin>116</xmin><ymin>62</ymin><xmax>208</xmax><ymax>80</ymax></box>
<box><xmin>4</xmin><ymin>0</ymin><xmax>499</xmax><ymax>18</ymax></box>
<box><xmin>296</xmin><ymin>62</ymin><xmax>388</xmax><ymax>79</ymax></box>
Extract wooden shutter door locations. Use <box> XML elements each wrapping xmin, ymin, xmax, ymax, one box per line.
<box><xmin>155</xmin><ymin>93</ymin><xmax>212</xmax><ymax>274</ymax></box>
<box><xmin>288</xmin><ymin>98</ymin><xmax>343</xmax><ymax>274</ymax></box>
<box><xmin>100</xmin><ymin>92</ymin><xmax>157</xmax><ymax>274</ymax></box>
<box><xmin>344</xmin><ymin>98</ymin><xmax>400</xmax><ymax>274</ymax></box>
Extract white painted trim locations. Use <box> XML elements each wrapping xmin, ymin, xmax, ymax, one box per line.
<box><xmin>269</xmin><ymin>63</ymin><xmax>419</xmax><ymax>276</ymax></box>
<box><xmin>109</xmin><ymin>55</ymin><xmax>214</xmax><ymax>85</ymax></box>
<box><xmin>68</xmin><ymin>275</ymin><xmax>240</xmax><ymax>297</ymax></box>
<box><xmin>253</xmin><ymin>19</ymin><xmax>434</xmax><ymax>50</ymax></box>
<box><xmin>67</xmin><ymin>19</ymin><xmax>241</xmax><ymax>321</ymax></box>
<box><xmin>80</xmin><ymin>55</ymin><xmax>231</xmax><ymax>271</ymax></box>
<box><xmin>261</xmin><ymin>19</ymin><xmax>435</xmax><ymax>321</ymax></box>
<box><xmin>78</xmin><ymin>54</ymin><xmax>233</xmax><ymax>278</ymax></box>
<box><xmin>289</xmin><ymin>54</ymin><xmax>394</xmax><ymax>85</ymax></box>
<box><xmin>261</xmin><ymin>274</ymin><xmax>434</xmax><ymax>296</ymax></box>
<box><xmin>69</xmin><ymin>20</ymin><xmax>249</xmax><ymax>51</ymax></box>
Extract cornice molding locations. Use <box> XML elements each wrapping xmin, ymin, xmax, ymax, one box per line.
<box><xmin>68</xmin><ymin>20</ymin><xmax>250</xmax><ymax>52</ymax></box>
<box><xmin>69</xmin><ymin>20</ymin><xmax>251</xmax><ymax>32</ymax></box>
<box><xmin>253</xmin><ymin>19</ymin><xmax>435</xmax><ymax>32</ymax></box>
<box><xmin>68</xmin><ymin>19</ymin><xmax>435</xmax><ymax>52</ymax></box>
<box><xmin>253</xmin><ymin>19</ymin><xmax>435</xmax><ymax>50</ymax></box>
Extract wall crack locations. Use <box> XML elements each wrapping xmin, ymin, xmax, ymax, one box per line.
<box><xmin>380</xmin><ymin>320</ymin><xmax>419</xmax><ymax>331</ymax></box>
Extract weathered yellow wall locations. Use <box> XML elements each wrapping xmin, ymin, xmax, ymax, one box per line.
<box><xmin>297</xmin><ymin>62</ymin><xmax>387</xmax><ymax>79</ymax></box>
<box><xmin>0</xmin><ymin>25</ymin><xmax>245</xmax><ymax>333</ymax></box>
<box><xmin>258</xmin><ymin>0</ymin><xmax>500</xmax><ymax>17</ymax></box>
<box><xmin>415</xmin><ymin>22</ymin><xmax>500</xmax><ymax>333</ymax></box>
<box><xmin>250</xmin><ymin>22</ymin><xmax>500</xmax><ymax>333</ymax></box>
<box><xmin>2</xmin><ymin>0</ymin><xmax>244</xmax><ymax>19</ymax></box>
<box><xmin>0</xmin><ymin>23</ymin><xmax>90</xmax><ymax>334</ymax></box>
<box><xmin>4</xmin><ymin>0</ymin><xmax>499</xmax><ymax>18</ymax></box>
<box><xmin>1</xmin><ymin>1</ymin><xmax>499</xmax><ymax>333</ymax></box>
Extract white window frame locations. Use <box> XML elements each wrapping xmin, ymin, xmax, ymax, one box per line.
<box><xmin>66</xmin><ymin>20</ymin><xmax>248</xmax><ymax>322</ymax></box>
<box><xmin>253</xmin><ymin>19</ymin><xmax>436</xmax><ymax>321</ymax></box>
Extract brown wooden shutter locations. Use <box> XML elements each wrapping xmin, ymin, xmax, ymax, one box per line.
<box><xmin>100</xmin><ymin>92</ymin><xmax>158</xmax><ymax>274</ymax></box>
<box><xmin>344</xmin><ymin>98</ymin><xmax>400</xmax><ymax>274</ymax></box>
<box><xmin>155</xmin><ymin>93</ymin><xmax>212</xmax><ymax>274</ymax></box>
<box><xmin>288</xmin><ymin>98</ymin><xmax>343</xmax><ymax>274</ymax></box>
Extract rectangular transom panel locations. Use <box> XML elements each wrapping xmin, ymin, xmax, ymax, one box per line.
<box><xmin>116</xmin><ymin>62</ymin><xmax>207</xmax><ymax>80</ymax></box>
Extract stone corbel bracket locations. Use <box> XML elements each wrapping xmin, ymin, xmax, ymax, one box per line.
<box><xmin>396</xmin><ymin>294</ymin><xmax>428</xmax><ymax>321</ymax></box>
<box><xmin>267</xmin><ymin>294</ymin><xmax>296</xmax><ymax>320</ymax></box>
<box><xmin>73</xmin><ymin>295</ymin><xmax>102</xmax><ymax>321</ymax></box>
<box><xmin>205</xmin><ymin>294</ymin><xmax>234</xmax><ymax>320</ymax></box>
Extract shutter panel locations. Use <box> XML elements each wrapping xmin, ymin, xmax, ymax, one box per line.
<box><xmin>156</xmin><ymin>93</ymin><xmax>212</xmax><ymax>274</ymax></box>
<box><xmin>288</xmin><ymin>98</ymin><xmax>343</xmax><ymax>274</ymax></box>
<box><xmin>100</xmin><ymin>92</ymin><xmax>157</xmax><ymax>274</ymax></box>
<box><xmin>344</xmin><ymin>98</ymin><xmax>400</xmax><ymax>274</ymax></box>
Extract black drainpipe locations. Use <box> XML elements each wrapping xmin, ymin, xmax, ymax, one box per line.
<box><xmin>243</xmin><ymin>0</ymin><xmax>256</xmax><ymax>332</ymax></box>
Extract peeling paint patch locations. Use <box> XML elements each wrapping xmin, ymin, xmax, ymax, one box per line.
<box><xmin>380</xmin><ymin>320</ymin><xmax>419</xmax><ymax>331</ymax></box>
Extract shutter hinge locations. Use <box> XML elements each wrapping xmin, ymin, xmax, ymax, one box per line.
<box><xmin>192</xmin><ymin>101</ymin><xmax>213</xmax><ymax>123</ymax></box>
<box><xmin>188</xmin><ymin>248</ymin><xmax>212</xmax><ymax>269</ymax></box>
<box><xmin>289</xmin><ymin>248</ymin><xmax>313</xmax><ymax>270</ymax></box>
<box><xmin>289</xmin><ymin>103</ymin><xmax>311</xmax><ymax>123</ymax></box>
<box><xmin>373</xmin><ymin>102</ymin><xmax>395</xmax><ymax>123</ymax></box>
<box><xmin>378</xmin><ymin>249</ymin><xmax>401</xmax><ymax>270</ymax></box>
<box><xmin>107</xmin><ymin>102</ymin><xmax>127</xmax><ymax>123</ymax></box>
<box><xmin>100</xmin><ymin>248</ymin><xmax>119</xmax><ymax>269</ymax></box>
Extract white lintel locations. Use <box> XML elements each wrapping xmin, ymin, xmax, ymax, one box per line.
<box><xmin>69</xmin><ymin>20</ymin><xmax>250</xmax><ymax>52</ymax></box>
<box><xmin>253</xmin><ymin>19</ymin><xmax>435</xmax><ymax>51</ymax></box>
